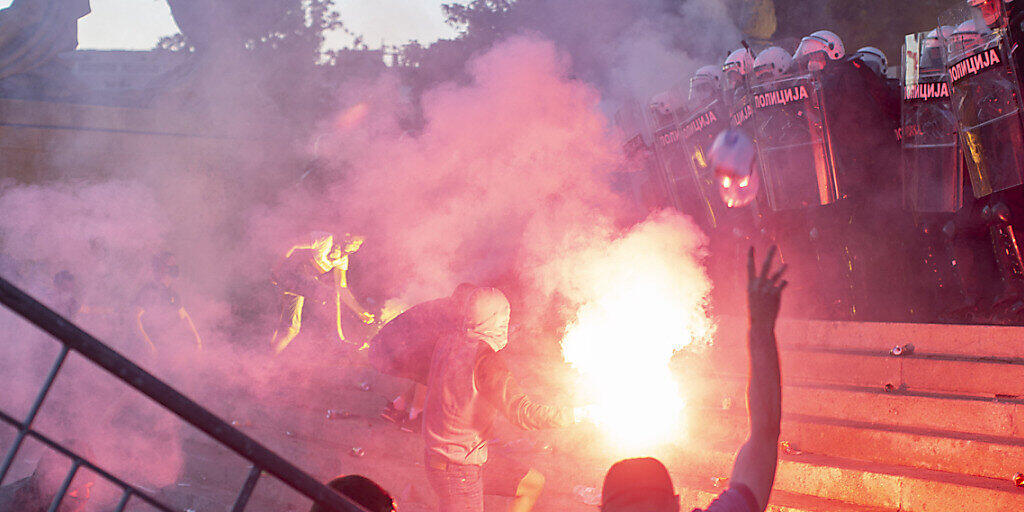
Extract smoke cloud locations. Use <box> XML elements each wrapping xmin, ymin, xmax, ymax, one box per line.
<box><xmin>259</xmin><ymin>35</ymin><xmax>631</xmax><ymax>308</ymax></box>
<box><xmin>0</xmin><ymin>0</ymin><xmax>741</xmax><ymax>503</ymax></box>
<box><xmin>436</xmin><ymin>0</ymin><xmax>744</xmax><ymax>108</ymax></box>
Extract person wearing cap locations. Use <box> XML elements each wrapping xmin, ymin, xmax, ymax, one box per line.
<box><xmin>309</xmin><ymin>475</ymin><xmax>395</xmax><ymax>512</ymax></box>
<box><xmin>372</xmin><ymin>283</ymin><xmax>477</xmax><ymax>433</ymax></box>
<box><xmin>601</xmin><ymin>247</ymin><xmax>786</xmax><ymax>512</ymax></box>
<box><xmin>270</xmin><ymin>231</ymin><xmax>375</xmax><ymax>354</ymax></box>
<box><xmin>422</xmin><ymin>287</ymin><xmax>578</xmax><ymax>512</ymax></box>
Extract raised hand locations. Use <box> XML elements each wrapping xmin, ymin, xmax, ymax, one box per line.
<box><xmin>747</xmin><ymin>246</ymin><xmax>787</xmax><ymax>327</ymax></box>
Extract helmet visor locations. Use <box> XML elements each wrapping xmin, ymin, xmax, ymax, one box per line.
<box><xmin>753</xmin><ymin>63</ymin><xmax>777</xmax><ymax>79</ymax></box>
<box><xmin>948</xmin><ymin>32</ymin><xmax>983</xmax><ymax>55</ymax></box>
<box><xmin>689</xmin><ymin>81</ymin><xmax>717</xmax><ymax>102</ymax></box>
<box><xmin>796</xmin><ymin>34</ymin><xmax>837</xmax><ymax>59</ymax></box>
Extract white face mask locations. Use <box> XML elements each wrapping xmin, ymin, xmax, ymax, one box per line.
<box><xmin>463</xmin><ymin>288</ymin><xmax>511</xmax><ymax>351</ymax></box>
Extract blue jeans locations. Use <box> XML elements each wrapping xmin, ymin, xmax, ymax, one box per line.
<box><xmin>426</xmin><ymin>456</ymin><xmax>484</xmax><ymax>512</ymax></box>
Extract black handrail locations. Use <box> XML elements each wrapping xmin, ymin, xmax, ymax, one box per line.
<box><xmin>0</xmin><ymin>276</ymin><xmax>368</xmax><ymax>512</ymax></box>
<box><xmin>0</xmin><ymin>406</ymin><xmax>175</xmax><ymax>512</ymax></box>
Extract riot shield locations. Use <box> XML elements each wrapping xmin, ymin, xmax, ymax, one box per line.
<box><xmin>678</xmin><ymin>99</ymin><xmax>731</xmax><ymax>227</ymax></box>
<box><xmin>615</xmin><ymin>101</ymin><xmax>653</xmax><ymax>173</ymax></box>
<box><xmin>900</xmin><ymin>31</ymin><xmax>963</xmax><ymax>212</ymax></box>
<box><xmin>728</xmin><ymin>87</ymin><xmax>755</xmax><ymax>131</ymax></box>
<box><xmin>750</xmin><ymin>73</ymin><xmax>839</xmax><ymax>211</ymax></box>
<box><xmin>647</xmin><ymin>97</ymin><xmax>727</xmax><ymax>229</ymax></box>
<box><xmin>942</xmin><ymin>6</ymin><xmax>1024</xmax><ymax>197</ymax></box>
<box><xmin>614</xmin><ymin>101</ymin><xmax>663</xmax><ymax>210</ymax></box>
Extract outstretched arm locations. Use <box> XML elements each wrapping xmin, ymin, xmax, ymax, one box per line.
<box><xmin>333</xmin><ymin>268</ymin><xmax>374</xmax><ymax>324</ymax></box>
<box><xmin>476</xmin><ymin>351</ymin><xmax>574</xmax><ymax>430</ymax></box>
<box><xmin>729</xmin><ymin>246</ymin><xmax>786</xmax><ymax>512</ymax></box>
<box><xmin>135</xmin><ymin>307</ymin><xmax>157</xmax><ymax>353</ymax></box>
<box><xmin>178</xmin><ymin>307</ymin><xmax>203</xmax><ymax>350</ymax></box>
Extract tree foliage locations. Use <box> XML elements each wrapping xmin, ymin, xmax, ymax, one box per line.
<box><xmin>150</xmin><ymin>0</ymin><xmax>356</xmax><ymax>131</ymax></box>
<box><xmin>157</xmin><ymin>0</ymin><xmax>343</xmax><ymax>63</ymax></box>
<box><xmin>396</xmin><ymin>0</ymin><xmax>964</xmax><ymax>91</ymax></box>
<box><xmin>772</xmin><ymin>0</ymin><xmax>961</xmax><ymax>58</ymax></box>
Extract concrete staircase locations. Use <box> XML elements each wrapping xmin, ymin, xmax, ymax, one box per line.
<box><xmin>155</xmin><ymin>317</ymin><xmax>1024</xmax><ymax>511</ymax></box>
<box><xmin>674</xmin><ymin>317</ymin><xmax>1024</xmax><ymax>511</ymax></box>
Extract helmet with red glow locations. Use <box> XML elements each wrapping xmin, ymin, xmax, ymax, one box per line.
<box><xmin>709</xmin><ymin>129</ymin><xmax>760</xmax><ymax>208</ymax></box>
<box><xmin>853</xmin><ymin>46</ymin><xmax>887</xmax><ymax>76</ymax></box>
<box><xmin>968</xmin><ymin>0</ymin><xmax>1003</xmax><ymax>27</ymax></box>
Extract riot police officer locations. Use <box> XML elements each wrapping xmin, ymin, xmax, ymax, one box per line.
<box><xmin>899</xmin><ymin>28</ymin><xmax>969</xmax><ymax>321</ymax></box>
<box><xmin>939</xmin><ymin>1</ymin><xmax>1024</xmax><ymax>320</ymax></box>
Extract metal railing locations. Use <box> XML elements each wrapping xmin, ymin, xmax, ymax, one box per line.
<box><xmin>0</xmin><ymin>276</ymin><xmax>368</xmax><ymax>512</ymax></box>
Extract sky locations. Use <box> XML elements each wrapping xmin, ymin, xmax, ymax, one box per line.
<box><xmin>0</xmin><ymin>0</ymin><xmax>463</xmax><ymax>50</ymax></box>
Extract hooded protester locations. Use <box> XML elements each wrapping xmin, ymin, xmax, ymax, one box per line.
<box><xmin>422</xmin><ymin>287</ymin><xmax>576</xmax><ymax>512</ymax></box>
<box><xmin>371</xmin><ymin>283</ymin><xmax>477</xmax><ymax>432</ymax></box>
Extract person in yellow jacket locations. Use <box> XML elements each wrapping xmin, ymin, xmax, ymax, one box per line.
<box><xmin>270</xmin><ymin>231</ymin><xmax>375</xmax><ymax>354</ymax></box>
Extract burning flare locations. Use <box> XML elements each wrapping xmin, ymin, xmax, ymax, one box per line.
<box><xmin>560</xmin><ymin>214</ymin><xmax>714</xmax><ymax>452</ymax></box>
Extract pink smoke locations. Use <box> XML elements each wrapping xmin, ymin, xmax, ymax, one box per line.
<box><xmin>257</xmin><ymin>36</ymin><xmax>633</xmax><ymax>309</ymax></box>
<box><xmin>0</xmin><ymin>31</ymin><xmax>717</xmax><ymax>506</ymax></box>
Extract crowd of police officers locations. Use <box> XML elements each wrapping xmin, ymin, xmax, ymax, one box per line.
<box><xmin>616</xmin><ymin>0</ymin><xmax>1024</xmax><ymax>324</ymax></box>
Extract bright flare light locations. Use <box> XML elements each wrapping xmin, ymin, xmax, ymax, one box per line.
<box><xmin>560</xmin><ymin>214</ymin><xmax>714</xmax><ymax>453</ymax></box>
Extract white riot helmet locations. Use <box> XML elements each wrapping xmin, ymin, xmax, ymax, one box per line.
<box><xmin>689</xmin><ymin>65</ymin><xmax>723</xmax><ymax>102</ymax></box>
<box><xmin>795</xmin><ymin>30</ymin><xmax>846</xmax><ymax>61</ymax></box>
<box><xmin>853</xmin><ymin>46</ymin><xmax>887</xmax><ymax>76</ymax></box>
<box><xmin>925</xmin><ymin>26</ymin><xmax>955</xmax><ymax>49</ymax></box>
<box><xmin>649</xmin><ymin>88</ymin><xmax>685</xmax><ymax>117</ymax></box>
<box><xmin>692</xmin><ymin>65</ymin><xmax>723</xmax><ymax>87</ymax></box>
<box><xmin>722</xmin><ymin>48</ymin><xmax>755</xmax><ymax>88</ymax></box>
<box><xmin>923</xmin><ymin>26</ymin><xmax>954</xmax><ymax>68</ymax></box>
<box><xmin>709</xmin><ymin>129</ymin><xmax>760</xmax><ymax>208</ymax></box>
<box><xmin>753</xmin><ymin>46</ymin><xmax>793</xmax><ymax>81</ymax></box>
<box><xmin>948</xmin><ymin>19</ymin><xmax>985</xmax><ymax>55</ymax></box>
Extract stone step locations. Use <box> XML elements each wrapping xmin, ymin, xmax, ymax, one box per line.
<box><xmin>898</xmin><ymin>355</ymin><xmax>1024</xmax><ymax>397</ymax></box>
<box><xmin>714</xmin><ymin>315</ymin><xmax>1024</xmax><ymax>359</ymax></box>
<box><xmin>776</xmin><ymin>452</ymin><xmax>1024</xmax><ymax>512</ymax></box>
<box><xmin>680</xmin><ymin>444</ymin><xmax>1024</xmax><ymax>512</ymax></box>
<box><xmin>698</xmin><ymin>410</ymin><xmax>1024</xmax><ymax>481</ymax></box>
<box><xmin>535</xmin><ymin>433</ymin><xmax>900</xmax><ymax>512</ymax></box>
<box><xmin>671</xmin><ymin>476</ymin><xmax>898</xmax><ymax>512</ymax></box>
<box><xmin>697</xmin><ymin>346</ymin><xmax>1024</xmax><ymax>397</ymax></box>
<box><xmin>702</xmin><ymin>376</ymin><xmax>1024</xmax><ymax>438</ymax></box>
